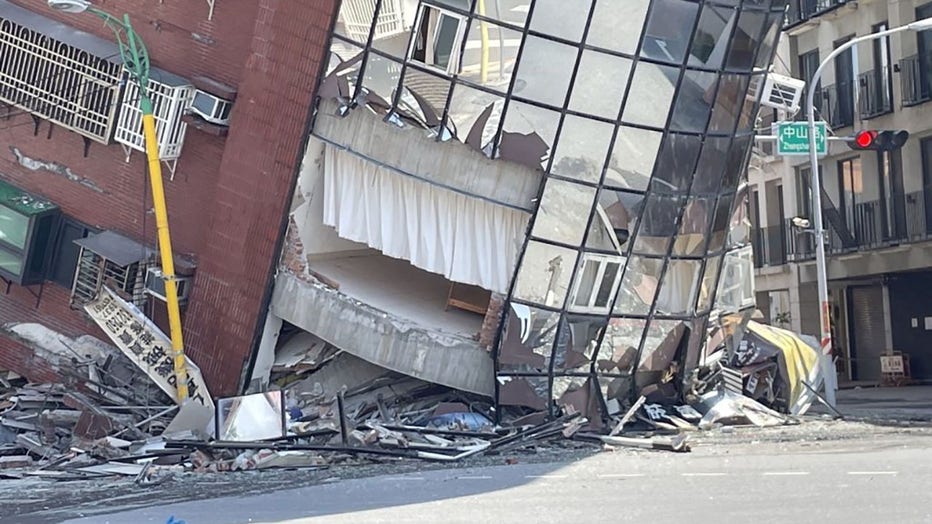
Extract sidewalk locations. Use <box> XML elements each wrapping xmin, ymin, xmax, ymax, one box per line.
<box><xmin>828</xmin><ymin>385</ymin><xmax>932</xmax><ymax>423</ymax></box>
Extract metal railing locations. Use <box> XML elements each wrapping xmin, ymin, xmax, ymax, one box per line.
<box><xmin>785</xmin><ymin>0</ymin><xmax>850</xmax><ymax>28</ymax></box>
<box><xmin>900</xmin><ymin>54</ymin><xmax>932</xmax><ymax>107</ymax></box>
<box><xmin>777</xmin><ymin>190</ymin><xmax>932</xmax><ymax>265</ymax></box>
<box><xmin>858</xmin><ymin>68</ymin><xmax>893</xmax><ymax>119</ymax></box>
<box><xmin>820</xmin><ymin>82</ymin><xmax>856</xmax><ymax>129</ymax></box>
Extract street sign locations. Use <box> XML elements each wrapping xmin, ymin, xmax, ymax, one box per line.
<box><xmin>777</xmin><ymin>122</ymin><xmax>827</xmax><ymax>156</ymax></box>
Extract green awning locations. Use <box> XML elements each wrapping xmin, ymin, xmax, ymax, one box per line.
<box><xmin>0</xmin><ymin>178</ymin><xmax>58</xmax><ymax>217</ymax></box>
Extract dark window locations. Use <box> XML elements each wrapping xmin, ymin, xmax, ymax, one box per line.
<box><xmin>798</xmin><ymin>49</ymin><xmax>820</xmax><ymax>117</ymax></box>
<box><xmin>50</xmin><ymin>219</ymin><xmax>95</xmax><ymax>289</ymax></box>
<box><xmin>797</xmin><ymin>166</ymin><xmax>813</xmax><ymax>219</ymax></box>
<box><xmin>918</xmin><ymin>3</ymin><xmax>932</xmax><ymax>98</ymax></box>
<box><xmin>832</xmin><ymin>36</ymin><xmax>855</xmax><ymax>128</ymax></box>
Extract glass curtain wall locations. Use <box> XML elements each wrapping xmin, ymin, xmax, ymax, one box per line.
<box><xmin>317</xmin><ymin>0</ymin><xmax>787</xmax><ymax>423</ymax></box>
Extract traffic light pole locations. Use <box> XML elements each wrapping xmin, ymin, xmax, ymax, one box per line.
<box><xmin>805</xmin><ymin>25</ymin><xmax>916</xmax><ymax>409</ymax></box>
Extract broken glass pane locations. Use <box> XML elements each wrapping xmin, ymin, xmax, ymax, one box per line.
<box><xmin>613</xmin><ymin>256</ymin><xmax>663</xmax><ymax>316</ymax></box>
<box><xmin>554</xmin><ymin>315</ymin><xmax>605</xmax><ymax>372</ymax></box>
<box><xmin>397</xmin><ymin>67</ymin><xmax>452</xmax><ymax>129</ymax></box>
<box><xmin>716</xmin><ymin>246</ymin><xmax>755</xmax><ymax>314</ymax></box>
<box><xmin>551</xmin><ymin>115</ymin><xmax>614</xmax><ymax>183</ymax></box>
<box><xmin>530</xmin><ymin>0</ymin><xmax>592</xmax><ymax>42</ymax></box>
<box><xmin>531</xmin><ymin>178</ymin><xmax>597</xmax><ymax>246</ymax></box>
<box><xmin>513</xmin><ymin>241</ymin><xmax>579</xmax><ymax>309</ymax></box>
<box><xmin>498</xmin><ymin>303</ymin><xmax>560</xmax><ymax>373</ymax></box>
<box><xmin>599</xmin><ymin>317</ymin><xmax>646</xmax><ymax>374</ymax></box>
<box><xmin>707</xmin><ymin>192</ymin><xmax>735</xmax><ymax>254</ymax></box>
<box><xmin>654</xmin><ymin>259</ymin><xmax>702</xmax><ymax>316</ymax></box>
<box><xmin>597</xmin><ymin>374</ymin><xmax>634</xmax><ymax>416</ymax></box>
<box><xmin>621</xmin><ymin>62</ymin><xmax>680</xmax><ymax>128</ymax></box>
<box><xmin>605</xmin><ymin>126</ymin><xmax>663</xmax><ymax>191</ymax></box>
<box><xmin>360</xmin><ymin>53</ymin><xmax>403</xmax><ymax>111</ymax></box>
<box><xmin>587</xmin><ymin>189</ymin><xmax>643</xmax><ymax>253</ymax></box>
<box><xmin>632</xmin><ymin>194</ymin><xmax>685</xmax><ymax>256</ymax></box>
<box><xmin>497</xmin><ymin>375</ymin><xmax>549</xmax><ymax>410</ymax></box>
<box><xmin>446</xmin><ymin>82</ymin><xmax>505</xmax><ymax>152</ymax></box>
<box><xmin>637</xmin><ymin>319</ymin><xmax>685</xmax><ymax>372</ymax></box>
<box><xmin>217</xmin><ymin>391</ymin><xmax>285</xmax><ymax>441</ymax></box>
<box><xmin>587</xmin><ymin>0</ymin><xmax>650</xmax><ymax>56</ymax></box>
<box><xmin>458</xmin><ymin>21</ymin><xmax>522</xmax><ymax>93</ymax></box>
<box><xmin>499</xmin><ymin>100</ymin><xmax>560</xmax><ymax>168</ymax></box>
<box><xmin>552</xmin><ymin>376</ymin><xmax>590</xmax><ymax>407</ymax></box>
<box><xmin>641</xmin><ymin>0</ymin><xmax>700</xmax><ymax>65</ymax></box>
<box><xmin>513</xmin><ymin>36</ymin><xmax>577</xmax><ymax>107</ymax></box>
<box><xmin>569</xmin><ymin>50</ymin><xmax>632</xmax><ymax>120</ymax></box>
<box><xmin>320</xmin><ymin>41</ymin><xmax>365</xmax><ymax>102</ymax></box>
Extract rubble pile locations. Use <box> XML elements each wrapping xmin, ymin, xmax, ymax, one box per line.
<box><xmin>0</xmin><ymin>319</ymin><xmax>829</xmax><ymax>483</ymax></box>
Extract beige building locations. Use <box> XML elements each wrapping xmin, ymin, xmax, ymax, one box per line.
<box><xmin>750</xmin><ymin>0</ymin><xmax>932</xmax><ymax>384</ymax></box>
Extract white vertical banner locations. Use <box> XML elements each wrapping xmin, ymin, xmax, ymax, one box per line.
<box><xmin>85</xmin><ymin>287</ymin><xmax>213</xmax><ymax>410</ymax></box>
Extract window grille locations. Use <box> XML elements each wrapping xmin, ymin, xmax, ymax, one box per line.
<box><xmin>114</xmin><ymin>68</ymin><xmax>196</xmax><ymax>178</ymax></box>
<box><xmin>70</xmin><ymin>247</ymin><xmax>146</xmax><ymax>307</ymax></box>
<box><xmin>0</xmin><ymin>16</ymin><xmax>122</xmax><ymax>143</ymax></box>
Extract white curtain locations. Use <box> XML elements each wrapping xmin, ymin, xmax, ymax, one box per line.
<box><xmin>322</xmin><ymin>145</ymin><xmax>529</xmax><ymax>294</ymax></box>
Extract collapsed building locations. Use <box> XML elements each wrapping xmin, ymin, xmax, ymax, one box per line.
<box><xmin>249</xmin><ymin>0</ymin><xmax>791</xmax><ymax>425</ymax></box>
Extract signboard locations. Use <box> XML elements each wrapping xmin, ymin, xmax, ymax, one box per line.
<box><xmin>880</xmin><ymin>355</ymin><xmax>905</xmax><ymax>374</ymax></box>
<box><xmin>777</xmin><ymin>122</ymin><xmax>827</xmax><ymax>156</ymax></box>
<box><xmin>85</xmin><ymin>287</ymin><xmax>213</xmax><ymax>409</ymax></box>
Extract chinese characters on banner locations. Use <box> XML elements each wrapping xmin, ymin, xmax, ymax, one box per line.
<box><xmin>85</xmin><ymin>287</ymin><xmax>213</xmax><ymax>410</ymax></box>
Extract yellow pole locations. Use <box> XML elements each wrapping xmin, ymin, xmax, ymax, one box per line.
<box><xmin>142</xmin><ymin>112</ymin><xmax>189</xmax><ymax>401</ymax></box>
<box><xmin>478</xmin><ymin>0</ymin><xmax>489</xmax><ymax>83</ymax></box>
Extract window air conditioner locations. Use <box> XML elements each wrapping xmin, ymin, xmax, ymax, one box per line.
<box><xmin>756</xmin><ymin>73</ymin><xmax>806</xmax><ymax>114</ymax></box>
<box><xmin>189</xmin><ymin>90</ymin><xmax>233</xmax><ymax>125</ymax></box>
<box><xmin>145</xmin><ymin>267</ymin><xmax>192</xmax><ymax>304</ymax></box>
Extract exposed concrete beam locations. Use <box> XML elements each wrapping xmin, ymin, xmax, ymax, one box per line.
<box><xmin>271</xmin><ymin>271</ymin><xmax>494</xmax><ymax>397</ymax></box>
<box><xmin>314</xmin><ymin>99</ymin><xmax>541</xmax><ymax>211</ymax></box>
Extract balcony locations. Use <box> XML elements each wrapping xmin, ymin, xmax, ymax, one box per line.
<box><xmin>785</xmin><ymin>0</ymin><xmax>851</xmax><ymax>29</ymax></box>
<box><xmin>901</xmin><ymin>54</ymin><xmax>932</xmax><ymax>107</ymax></box>
<box><xmin>858</xmin><ymin>68</ymin><xmax>893</xmax><ymax>119</ymax></box>
<box><xmin>782</xmin><ymin>190</ymin><xmax>932</xmax><ymax>264</ymax></box>
<box><xmin>819</xmin><ymin>83</ymin><xmax>856</xmax><ymax>129</ymax></box>
<box><xmin>752</xmin><ymin>224</ymin><xmax>788</xmax><ymax>269</ymax></box>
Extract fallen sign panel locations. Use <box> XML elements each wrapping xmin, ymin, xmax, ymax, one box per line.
<box><xmin>85</xmin><ymin>286</ymin><xmax>213</xmax><ymax>410</ymax></box>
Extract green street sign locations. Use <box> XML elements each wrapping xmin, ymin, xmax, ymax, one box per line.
<box><xmin>777</xmin><ymin>122</ymin><xmax>827</xmax><ymax>156</ymax></box>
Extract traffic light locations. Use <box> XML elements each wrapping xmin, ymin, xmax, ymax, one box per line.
<box><xmin>847</xmin><ymin>130</ymin><xmax>909</xmax><ymax>151</ymax></box>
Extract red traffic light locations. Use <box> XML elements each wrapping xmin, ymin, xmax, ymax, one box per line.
<box><xmin>847</xmin><ymin>130</ymin><xmax>909</xmax><ymax>151</ymax></box>
<box><xmin>855</xmin><ymin>130</ymin><xmax>876</xmax><ymax>148</ymax></box>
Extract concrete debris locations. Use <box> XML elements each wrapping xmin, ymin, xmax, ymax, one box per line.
<box><xmin>0</xmin><ymin>319</ymin><xmax>833</xmax><ymax>483</ymax></box>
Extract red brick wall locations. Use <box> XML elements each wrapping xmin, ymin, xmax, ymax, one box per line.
<box><xmin>0</xmin><ymin>0</ymin><xmax>337</xmax><ymax>395</ymax></box>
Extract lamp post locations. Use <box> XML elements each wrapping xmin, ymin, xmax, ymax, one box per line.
<box><xmin>805</xmin><ymin>17</ymin><xmax>932</xmax><ymax>408</ymax></box>
<box><xmin>49</xmin><ymin>0</ymin><xmax>189</xmax><ymax>402</ymax></box>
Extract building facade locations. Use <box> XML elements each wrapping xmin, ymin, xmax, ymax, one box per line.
<box><xmin>255</xmin><ymin>0</ymin><xmax>787</xmax><ymax>422</ymax></box>
<box><xmin>751</xmin><ymin>0</ymin><xmax>932</xmax><ymax>384</ymax></box>
<box><xmin>0</xmin><ymin>0</ymin><xmax>336</xmax><ymax>396</ymax></box>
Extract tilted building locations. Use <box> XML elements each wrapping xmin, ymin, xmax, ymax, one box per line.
<box><xmin>252</xmin><ymin>0</ymin><xmax>787</xmax><ymax>421</ymax></box>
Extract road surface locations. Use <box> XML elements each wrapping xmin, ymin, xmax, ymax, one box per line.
<box><xmin>58</xmin><ymin>435</ymin><xmax>932</xmax><ymax>524</ymax></box>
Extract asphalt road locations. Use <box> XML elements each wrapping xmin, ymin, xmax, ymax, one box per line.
<box><xmin>58</xmin><ymin>435</ymin><xmax>932</xmax><ymax>524</ymax></box>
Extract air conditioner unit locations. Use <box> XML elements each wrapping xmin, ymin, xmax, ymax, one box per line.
<box><xmin>756</xmin><ymin>73</ymin><xmax>807</xmax><ymax>114</ymax></box>
<box><xmin>188</xmin><ymin>90</ymin><xmax>233</xmax><ymax>125</ymax></box>
<box><xmin>145</xmin><ymin>267</ymin><xmax>192</xmax><ymax>304</ymax></box>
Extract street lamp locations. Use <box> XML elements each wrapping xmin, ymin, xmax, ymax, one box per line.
<box><xmin>805</xmin><ymin>17</ymin><xmax>932</xmax><ymax>408</ymax></box>
<box><xmin>49</xmin><ymin>0</ymin><xmax>190</xmax><ymax>402</ymax></box>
